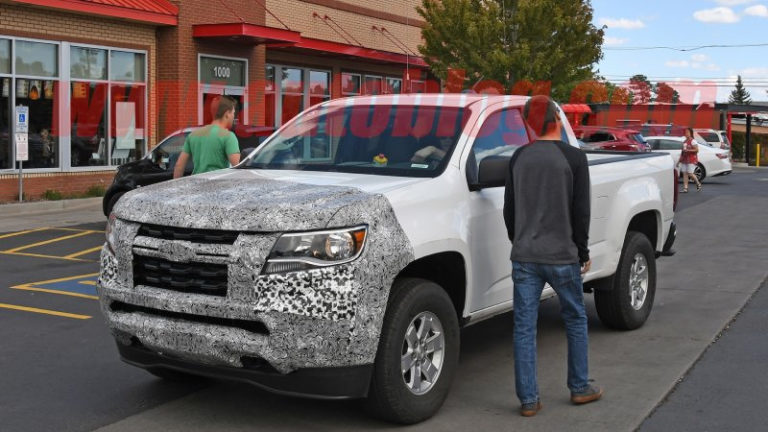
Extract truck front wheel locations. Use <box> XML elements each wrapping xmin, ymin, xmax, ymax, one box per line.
<box><xmin>595</xmin><ymin>231</ymin><xmax>656</xmax><ymax>330</ymax></box>
<box><xmin>365</xmin><ymin>278</ymin><xmax>460</xmax><ymax>424</ymax></box>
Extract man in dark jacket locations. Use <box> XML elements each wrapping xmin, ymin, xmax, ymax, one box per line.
<box><xmin>504</xmin><ymin>95</ymin><xmax>602</xmax><ymax>417</ymax></box>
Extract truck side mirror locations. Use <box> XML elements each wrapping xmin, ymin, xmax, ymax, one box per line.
<box><xmin>469</xmin><ymin>155</ymin><xmax>510</xmax><ymax>191</ymax></box>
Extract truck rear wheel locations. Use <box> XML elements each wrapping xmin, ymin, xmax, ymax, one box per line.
<box><xmin>365</xmin><ymin>278</ymin><xmax>460</xmax><ymax>424</ymax></box>
<box><xmin>595</xmin><ymin>231</ymin><xmax>656</xmax><ymax>330</ymax></box>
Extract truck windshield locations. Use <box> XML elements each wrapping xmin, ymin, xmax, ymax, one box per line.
<box><xmin>241</xmin><ymin>104</ymin><xmax>469</xmax><ymax>177</ymax></box>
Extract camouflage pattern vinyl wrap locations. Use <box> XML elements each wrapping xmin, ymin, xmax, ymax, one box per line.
<box><xmin>97</xmin><ymin>175</ymin><xmax>414</xmax><ymax>373</ymax></box>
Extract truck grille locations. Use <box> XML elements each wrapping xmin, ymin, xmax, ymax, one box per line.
<box><xmin>133</xmin><ymin>255</ymin><xmax>228</xmax><ymax>296</ymax></box>
<box><xmin>137</xmin><ymin>224</ymin><xmax>240</xmax><ymax>245</ymax></box>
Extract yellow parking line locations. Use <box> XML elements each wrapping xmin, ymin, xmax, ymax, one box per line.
<box><xmin>0</xmin><ymin>251</ymin><xmax>93</xmax><ymax>262</ymax></box>
<box><xmin>0</xmin><ymin>227</ymin><xmax>51</xmax><ymax>240</ymax></box>
<box><xmin>12</xmin><ymin>272</ymin><xmax>99</xmax><ymax>286</ymax></box>
<box><xmin>11</xmin><ymin>285</ymin><xmax>99</xmax><ymax>300</ymax></box>
<box><xmin>78</xmin><ymin>280</ymin><xmax>98</xmax><ymax>286</ymax></box>
<box><xmin>0</xmin><ymin>303</ymin><xmax>91</xmax><ymax>319</ymax></box>
<box><xmin>3</xmin><ymin>230</ymin><xmax>98</xmax><ymax>253</ymax></box>
<box><xmin>54</xmin><ymin>227</ymin><xmax>105</xmax><ymax>233</ymax></box>
<box><xmin>64</xmin><ymin>246</ymin><xmax>103</xmax><ymax>259</ymax></box>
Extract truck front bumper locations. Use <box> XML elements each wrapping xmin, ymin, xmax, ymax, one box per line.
<box><xmin>117</xmin><ymin>341</ymin><xmax>372</xmax><ymax>399</ymax></box>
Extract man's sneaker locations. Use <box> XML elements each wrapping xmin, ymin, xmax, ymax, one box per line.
<box><xmin>520</xmin><ymin>400</ymin><xmax>542</xmax><ymax>417</ymax></box>
<box><xmin>571</xmin><ymin>385</ymin><xmax>603</xmax><ymax>405</ymax></box>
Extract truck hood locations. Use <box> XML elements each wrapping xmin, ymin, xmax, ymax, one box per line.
<box><xmin>114</xmin><ymin>169</ymin><xmax>425</xmax><ymax>232</ymax></box>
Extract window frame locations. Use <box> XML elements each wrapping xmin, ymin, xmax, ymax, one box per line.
<box><xmin>0</xmin><ymin>36</ymin><xmax>63</xmax><ymax>173</ymax></box>
<box><xmin>266</xmin><ymin>63</ymin><xmax>332</xmax><ymax>127</ymax></box>
<box><xmin>198</xmin><ymin>53</ymin><xmax>249</xmax><ymax>127</ymax></box>
<box><xmin>0</xmin><ymin>37</ymin><xmax>148</xmax><ymax>174</ymax></box>
<box><xmin>69</xmin><ymin>42</ymin><xmax>147</xmax><ymax>172</ymax></box>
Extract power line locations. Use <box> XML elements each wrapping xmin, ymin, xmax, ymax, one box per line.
<box><xmin>604</xmin><ymin>43</ymin><xmax>768</xmax><ymax>51</ymax></box>
<box><xmin>600</xmin><ymin>77</ymin><xmax>768</xmax><ymax>84</ymax></box>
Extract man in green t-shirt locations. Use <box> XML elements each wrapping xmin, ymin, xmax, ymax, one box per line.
<box><xmin>173</xmin><ymin>95</ymin><xmax>241</xmax><ymax>178</ymax></box>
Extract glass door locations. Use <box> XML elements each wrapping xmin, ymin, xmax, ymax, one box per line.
<box><xmin>200</xmin><ymin>86</ymin><xmax>244</xmax><ymax>126</ymax></box>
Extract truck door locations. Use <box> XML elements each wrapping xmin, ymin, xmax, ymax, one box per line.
<box><xmin>464</xmin><ymin>106</ymin><xmax>541</xmax><ymax>312</ymax></box>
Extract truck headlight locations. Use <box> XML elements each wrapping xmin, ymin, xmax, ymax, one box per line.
<box><xmin>263</xmin><ymin>226</ymin><xmax>367</xmax><ymax>274</ymax></box>
<box><xmin>105</xmin><ymin>213</ymin><xmax>117</xmax><ymax>254</ymax></box>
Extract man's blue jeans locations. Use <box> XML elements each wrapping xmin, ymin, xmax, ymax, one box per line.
<box><xmin>512</xmin><ymin>261</ymin><xmax>590</xmax><ymax>404</ymax></box>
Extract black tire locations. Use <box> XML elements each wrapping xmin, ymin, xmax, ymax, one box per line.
<box><xmin>146</xmin><ymin>367</ymin><xmax>202</xmax><ymax>382</ymax></box>
<box><xmin>105</xmin><ymin>191</ymin><xmax>126</xmax><ymax>216</ymax></box>
<box><xmin>694</xmin><ymin>163</ymin><xmax>706</xmax><ymax>182</ymax></box>
<box><xmin>365</xmin><ymin>278</ymin><xmax>460</xmax><ymax>424</ymax></box>
<box><xmin>595</xmin><ymin>231</ymin><xmax>656</xmax><ymax>330</ymax></box>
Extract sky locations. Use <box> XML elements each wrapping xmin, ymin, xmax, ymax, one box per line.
<box><xmin>591</xmin><ymin>0</ymin><xmax>767</xmax><ymax>103</ymax></box>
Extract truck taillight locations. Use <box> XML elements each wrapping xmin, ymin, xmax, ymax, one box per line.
<box><xmin>673</xmin><ymin>169</ymin><xmax>679</xmax><ymax>212</ymax></box>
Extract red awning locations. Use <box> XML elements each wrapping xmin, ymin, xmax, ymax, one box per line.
<box><xmin>11</xmin><ymin>0</ymin><xmax>178</xmax><ymax>25</ymax></box>
<box><xmin>193</xmin><ymin>23</ymin><xmax>302</xmax><ymax>45</ymax></box>
<box><xmin>193</xmin><ymin>22</ymin><xmax>428</xmax><ymax>68</ymax></box>
<box><xmin>292</xmin><ymin>37</ymin><xmax>428</xmax><ymax>68</ymax></box>
<box><xmin>561</xmin><ymin>104</ymin><xmax>592</xmax><ymax>114</ymax></box>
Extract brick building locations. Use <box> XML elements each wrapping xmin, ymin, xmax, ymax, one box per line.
<box><xmin>0</xmin><ymin>0</ymin><xmax>428</xmax><ymax>202</ymax></box>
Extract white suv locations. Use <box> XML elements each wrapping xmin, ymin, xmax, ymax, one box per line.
<box><xmin>694</xmin><ymin>128</ymin><xmax>731</xmax><ymax>150</ymax></box>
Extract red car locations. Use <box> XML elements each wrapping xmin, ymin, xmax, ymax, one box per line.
<box><xmin>573</xmin><ymin>126</ymin><xmax>650</xmax><ymax>152</ymax></box>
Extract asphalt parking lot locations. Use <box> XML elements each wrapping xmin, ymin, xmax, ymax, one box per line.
<box><xmin>1</xmin><ymin>167</ymin><xmax>767</xmax><ymax>431</ymax></box>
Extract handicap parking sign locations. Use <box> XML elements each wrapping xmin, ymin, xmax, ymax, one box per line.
<box><xmin>15</xmin><ymin>106</ymin><xmax>29</xmax><ymax>133</ymax></box>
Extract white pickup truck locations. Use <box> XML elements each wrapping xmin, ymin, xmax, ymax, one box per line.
<box><xmin>98</xmin><ymin>95</ymin><xmax>676</xmax><ymax>424</ymax></box>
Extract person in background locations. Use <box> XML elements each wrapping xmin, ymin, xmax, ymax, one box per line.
<box><xmin>174</xmin><ymin>95</ymin><xmax>240</xmax><ymax>179</ymax></box>
<box><xmin>679</xmin><ymin>127</ymin><xmax>702</xmax><ymax>193</ymax></box>
<box><xmin>40</xmin><ymin>128</ymin><xmax>55</xmax><ymax>167</ymax></box>
<box><xmin>504</xmin><ymin>95</ymin><xmax>602</xmax><ymax>417</ymax></box>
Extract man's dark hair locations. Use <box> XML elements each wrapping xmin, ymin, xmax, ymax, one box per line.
<box><xmin>523</xmin><ymin>95</ymin><xmax>559</xmax><ymax>136</ymax></box>
<box><xmin>213</xmin><ymin>95</ymin><xmax>236</xmax><ymax>120</ymax></box>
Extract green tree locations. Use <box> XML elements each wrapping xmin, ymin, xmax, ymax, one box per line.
<box><xmin>417</xmin><ymin>0</ymin><xmax>605</xmax><ymax>100</ymax></box>
<box><xmin>729</xmin><ymin>75</ymin><xmax>752</xmax><ymax>104</ymax></box>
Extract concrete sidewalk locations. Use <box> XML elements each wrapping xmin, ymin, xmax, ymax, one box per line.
<box><xmin>0</xmin><ymin>198</ymin><xmax>105</xmax><ymax>232</ymax></box>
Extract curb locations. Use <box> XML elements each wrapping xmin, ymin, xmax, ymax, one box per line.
<box><xmin>0</xmin><ymin>197</ymin><xmax>102</xmax><ymax>216</ymax></box>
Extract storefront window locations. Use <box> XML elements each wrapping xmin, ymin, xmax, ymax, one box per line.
<box><xmin>15</xmin><ymin>40</ymin><xmax>58</xmax><ymax>77</ymax></box>
<box><xmin>71</xmin><ymin>82</ymin><xmax>107</xmax><ymax>166</ymax></box>
<box><xmin>15</xmin><ymin>79</ymin><xmax>59</xmax><ymax>168</ymax></box>
<box><xmin>110</xmin><ymin>84</ymin><xmax>145</xmax><ymax>165</ymax></box>
<box><xmin>0</xmin><ymin>39</ymin><xmax>10</xmax><ymax>74</ymax></box>
<box><xmin>342</xmin><ymin>73</ymin><xmax>361</xmax><ymax>96</ymax></box>
<box><xmin>71</xmin><ymin>47</ymin><xmax>107</xmax><ymax>80</ymax></box>
<box><xmin>281</xmin><ymin>68</ymin><xmax>304</xmax><ymax>124</ymax></box>
<box><xmin>363</xmin><ymin>76</ymin><xmax>383</xmax><ymax>95</ymax></box>
<box><xmin>0</xmin><ymin>77</ymin><xmax>10</xmax><ymax>169</ymax></box>
<box><xmin>110</xmin><ymin>51</ymin><xmax>145</xmax><ymax>82</ymax></box>
<box><xmin>385</xmin><ymin>78</ymin><xmax>402</xmax><ymax>94</ymax></box>
<box><xmin>309</xmin><ymin>70</ymin><xmax>330</xmax><ymax>107</ymax></box>
<box><xmin>265</xmin><ymin>65</ymin><xmax>275</xmax><ymax>127</ymax></box>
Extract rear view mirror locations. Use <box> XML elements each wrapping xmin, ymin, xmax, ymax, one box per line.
<box><xmin>470</xmin><ymin>156</ymin><xmax>510</xmax><ymax>191</ymax></box>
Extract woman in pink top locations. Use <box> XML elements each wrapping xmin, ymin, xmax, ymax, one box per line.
<box><xmin>680</xmin><ymin>128</ymin><xmax>702</xmax><ymax>193</ymax></box>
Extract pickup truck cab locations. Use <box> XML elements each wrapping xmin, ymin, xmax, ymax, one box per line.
<box><xmin>98</xmin><ymin>95</ymin><xmax>676</xmax><ymax>424</ymax></box>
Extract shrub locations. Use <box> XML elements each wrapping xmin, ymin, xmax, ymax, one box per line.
<box><xmin>85</xmin><ymin>185</ymin><xmax>106</xmax><ymax>197</ymax></box>
<box><xmin>42</xmin><ymin>189</ymin><xmax>63</xmax><ymax>201</ymax></box>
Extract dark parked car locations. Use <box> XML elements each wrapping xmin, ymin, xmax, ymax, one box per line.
<box><xmin>102</xmin><ymin>125</ymin><xmax>274</xmax><ymax>215</ymax></box>
<box><xmin>573</xmin><ymin>126</ymin><xmax>650</xmax><ymax>152</ymax></box>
